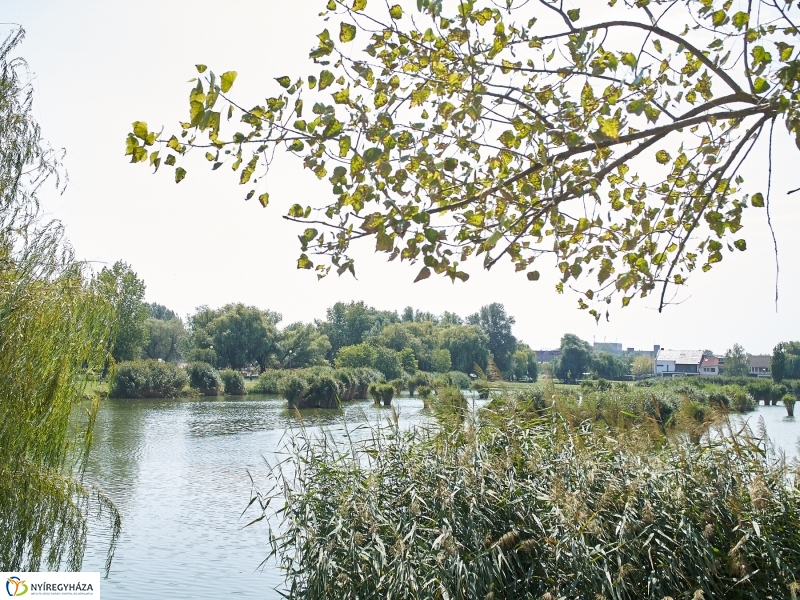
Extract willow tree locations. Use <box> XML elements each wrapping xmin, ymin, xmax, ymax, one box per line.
<box><xmin>0</xmin><ymin>29</ymin><xmax>119</xmax><ymax>572</ymax></box>
<box><xmin>128</xmin><ymin>0</ymin><xmax>799</xmax><ymax>318</ymax></box>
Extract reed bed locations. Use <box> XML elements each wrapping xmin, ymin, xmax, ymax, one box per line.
<box><xmin>257</xmin><ymin>395</ymin><xmax>800</xmax><ymax>599</ymax></box>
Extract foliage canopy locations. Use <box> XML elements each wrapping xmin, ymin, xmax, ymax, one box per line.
<box><xmin>129</xmin><ymin>0</ymin><xmax>800</xmax><ymax>317</ymax></box>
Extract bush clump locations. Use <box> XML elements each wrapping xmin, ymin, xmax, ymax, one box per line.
<box><xmin>187</xmin><ymin>362</ymin><xmax>223</xmax><ymax>396</ymax></box>
<box><xmin>111</xmin><ymin>360</ymin><xmax>188</xmax><ymax>398</ymax></box>
<box><xmin>368</xmin><ymin>381</ymin><xmax>395</xmax><ymax>406</ymax></box>
<box><xmin>219</xmin><ymin>369</ymin><xmax>246</xmax><ymax>395</ymax></box>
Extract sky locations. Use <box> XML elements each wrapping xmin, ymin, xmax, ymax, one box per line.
<box><xmin>5</xmin><ymin>0</ymin><xmax>800</xmax><ymax>355</ymax></box>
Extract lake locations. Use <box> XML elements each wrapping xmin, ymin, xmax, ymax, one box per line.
<box><xmin>80</xmin><ymin>395</ymin><xmax>798</xmax><ymax>599</ymax></box>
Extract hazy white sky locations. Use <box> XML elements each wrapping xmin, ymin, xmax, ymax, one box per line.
<box><xmin>5</xmin><ymin>0</ymin><xmax>799</xmax><ymax>354</ymax></box>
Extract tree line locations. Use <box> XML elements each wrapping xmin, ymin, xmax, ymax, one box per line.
<box><xmin>100</xmin><ymin>262</ymin><xmax>538</xmax><ymax>381</ymax></box>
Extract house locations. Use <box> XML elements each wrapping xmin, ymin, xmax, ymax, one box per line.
<box><xmin>748</xmin><ymin>355</ymin><xmax>771</xmax><ymax>378</ymax></box>
<box><xmin>655</xmin><ymin>349</ymin><xmax>704</xmax><ymax>376</ymax></box>
<box><xmin>699</xmin><ymin>354</ymin><xmax>721</xmax><ymax>376</ymax></box>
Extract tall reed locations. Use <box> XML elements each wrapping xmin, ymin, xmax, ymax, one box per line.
<box><xmin>257</xmin><ymin>406</ymin><xmax>800</xmax><ymax>599</ymax></box>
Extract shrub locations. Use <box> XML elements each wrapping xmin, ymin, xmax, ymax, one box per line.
<box><xmin>254</xmin><ymin>370</ymin><xmax>287</xmax><ymax>394</ymax></box>
<box><xmin>417</xmin><ymin>385</ymin><xmax>433</xmax><ymax>400</ymax></box>
<box><xmin>446</xmin><ymin>370</ymin><xmax>471</xmax><ymax>390</ymax></box>
<box><xmin>219</xmin><ymin>369</ymin><xmax>246</xmax><ymax>395</ymax></box>
<box><xmin>406</xmin><ymin>373</ymin><xmax>430</xmax><ymax>396</ymax></box>
<box><xmin>389</xmin><ymin>378</ymin><xmax>404</xmax><ymax>396</ymax></box>
<box><xmin>187</xmin><ymin>362</ymin><xmax>223</xmax><ymax>396</ymax></box>
<box><xmin>111</xmin><ymin>360</ymin><xmax>188</xmax><ymax>398</ymax></box>
<box><xmin>279</xmin><ymin>374</ymin><xmax>308</xmax><ymax>407</ymax></box>
<box><xmin>782</xmin><ymin>394</ymin><xmax>796</xmax><ymax>417</ymax></box>
<box><xmin>470</xmin><ymin>379</ymin><xmax>490</xmax><ymax>399</ymax></box>
<box><xmin>368</xmin><ymin>381</ymin><xmax>394</xmax><ymax>406</ymax></box>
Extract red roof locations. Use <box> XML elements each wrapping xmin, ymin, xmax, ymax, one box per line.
<box><xmin>700</xmin><ymin>355</ymin><xmax>720</xmax><ymax>367</ymax></box>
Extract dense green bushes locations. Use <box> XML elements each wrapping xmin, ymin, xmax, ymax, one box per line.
<box><xmin>255</xmin><ymin>367</ymin><xmax>383</xmax><ymax>408</ymax></box>
<box><xmin>368</xmin><ymin>381</ymin><xmax>395</xmax><ymax>406</ymax></box>
<box><xmin>111</xmin><ymin>360</ymin><xmax>188</xmax><ymax>398</ymax></box>
<box><xmin>187</xmin><ymin>361</ymin><xmax>223</xmax><ymax>396</ymax></box>
<box><xmin>219</xmin><ymin>369</ymin><xmax>246</xmax><ymax>395</ymax></box>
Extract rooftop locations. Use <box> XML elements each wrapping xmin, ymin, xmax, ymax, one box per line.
<box><xmin>656</xmin><ymin>349</ymin><xmax>704</xmax><ymax>364</ymax></box>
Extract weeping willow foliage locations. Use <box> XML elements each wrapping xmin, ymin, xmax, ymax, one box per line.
<box><xmin>0</xmin><ymin>28</ymin><xmax>119</xmax><ymax>572</ymax></box>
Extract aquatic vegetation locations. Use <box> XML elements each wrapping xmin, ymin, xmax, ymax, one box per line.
<box><xmin>259</xmin><ymin>409</ymin><xmax>800</xmax><ymax>600</ymax></box>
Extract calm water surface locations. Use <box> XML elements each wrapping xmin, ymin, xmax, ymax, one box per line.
<box><xmin>81</xmin><ymin>394</ymin><xmax>438</xmax><ymax>599</ymax></box>
<box><xmin>81</xmin><ymin>396</ymin><xmax>798</xmax><ymax>598</ymax></box>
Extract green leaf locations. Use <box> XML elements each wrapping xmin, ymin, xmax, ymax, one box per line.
<box><xmin>363</xmin><ymin>147</ymin><xmax>383</xmax><ymax>163</ymax></box>
<box><xmin>189</xmin><ymin>101</ymin><xmax>205</xmax><ymax>126</ymax></box>
<box><xmin>326</xmin><ymin>0</ymin><xmax>336</xmax><ymax>9</ymax></box>
<box><xmin>132</xmin><ymin>121</ymin><xmax>149</xmax><ymax>141</ymax></box>
<box><xmin>288</xmin><ymin>140</ymin><xmax>304</xmax><ymax>151</ymax></box>
<box><xmin>567</xmin><ymin>8</ymin><xmax>580</xmax><ymax>21</ymax></box>
<box><xmin>733</xmin><ymin>239</ymin><xmax>747</xmax><ymax>251</ymax></box>
<box><xmin>732</xmin><ymin>11</ymin><xmax>749</xmax><ymax>30</ymax></box>
<box><xmin>288</xmin><ymin>204</ymin><xmax>305</xmax><ymax>217</ymax></box>
<box><xmin>751</xmin><ymin>192</ymin><xmax>765</xmax><ymax>207</ymax></box>
<box><xmin>414</xmin><ymin>266</ymin><xmax>431</xmax><ymax>282</ymax></box>
<box><xmin>353</xmin><ymin>0</ymin><xmax>367</xmax><ymax>10</ymax></box>
<box><xmin>276</xmin><ymin>76</ymin><xmax>291</xmax><ymax>88</ymax></box>
<box><xmin>220</xmin><ymin>71</ymin><xmax>238</xmax><ymax>93</ymax></box>
<box><xmin>339</xmin><ymin>136</ymin><xmax>351</xmax><ymax>157</ymax></box>
<box><xmin>389</xmin><ymin>4</ymin><xmax>403</xmax><ymax>18</ymax></box>
<box><xmin>711</xmin><ymin>9</ymin><xmax>728</xmax><ymax>27</ymax></box>
<box><xmin>340</xmin><ymin>23</ymin><xmax>357</xmax><ymax>43</ymax></box>
<box><xmin>258</xmin><ymin>193</ymin><xmax>270</xmax><ymax>207</ymax></box>
<box><xmin>527</xmin><ymin>270</ymin><xmax>540</xmax><ymax>281</ymax></box>
<box><xmin>195</xmin><ymin>64</ymin><xmax>207</xmax><ymax>73</ymax></box>
<box><xmin>753</xmin><ymin>77</ymin><xmax>770</xmax><ymax>93</ymax></box>
<box><xmin>655</xmin><ymin>150</ymin><xmax>671</xmax><ymax>164</ymax></box>
<box><xmin>332</xmin><ymin>88</ymin><xmax>350</xmax><ymax>104</ymax></box>
<box><xmin>620</xmin><ymin>52</ymin><xmax>637</xmax><ymax>69</ymax></box>
<box><xmin>175</xmin><ymin>167</ymin><xmax>186</xmax><ymax>183</ymax></box>
<box><xmin>319</xmin><ymin>70</ymin><xmax>335</xmax><ymax>90</ymax></box>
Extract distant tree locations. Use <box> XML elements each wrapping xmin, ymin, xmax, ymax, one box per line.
<box><xmin>318</xmin><ymin>301</ymin><xmax>395</xmax><ymax>357</ymax></box>
<box><xmin>334</xmin><ymin>343</ymin><xmax>376</xmax><ymax>369</ymax></box>
<box><xmin>277</xmin><ymin>322</ymin><xmax>331</xmax><ymax>368</ymax></box>
<box><xmin>401</xmin><ymin>306</ymin><xmax>415</xmax><ymax>322</ymax></box>
<box><xmin>439</xmin><ymin>325</ymin><xmax>489</xmax><ymax>373</ymax></box>
<box><xmin>512</xmin><ymin>346</ymin><xmax>538</xmax><ymax>381</ymax></box>
<box><xmin>147</xmin><ymin>302</ymin><xmax>178</xmax><ymax>321</ymax></box>
<box><xmin>772</xmin><ymin>343</ymin><xmax>786</xmax><ymax>383</ymax></box>
<box><xmin>723</xmin><ymin>343</ymin><xmax>749</xmax><ymax>377</ymax></box>
<box><xmin>431</xmin><ymin>349</ymin><xmax>452</xmax><ymax>374</ymax></box>
<box><xmin>373</xmin><ymin>346</ymin><xmax>402</xmax><ymax>380</ymax></box>
<box><xmin>191</xmin><ymin>304</ymin><xmax>279</xmax><ymax>370</ymax></box>
<box><xmin>439</xmin><ymin>312</ymin><xmax>463</xmax><ymax>327</ymax></box>
<box><xmin>591</xmin><ymin>352</ymin><xmax>630</xmax><ymax>380</ymax></box>
<box><xmin>93</xmin><ymin>261</ymin><xmax>148</xmax><ymax>364</ymax></box>
<box><xmin>632</xmin><ymin>356</ymin><xmax>655</xmax><ymax>376</ymax></box>
<box><xmin>466</xmin><ymin>303</ymin><xmax>517</xmax><ymax>374</ymax></box>
<box><xmin>398</xmin><ymin>348</ymin><xmax>418</xmax><ymax>374</ymax></box>
<box><xmin>703</xmin><ymin>349</ymin><xmax>715</xmax><ymax>357</ymax></box>
<box><xmin>556</xmin><ymin>334</ymin><xmax>593</xmax><ymax>384</ymax></box>
<box><xmin>144</xmin><ymin>317</ymin><xmax>186</xmax><ymax>362</ymax></box>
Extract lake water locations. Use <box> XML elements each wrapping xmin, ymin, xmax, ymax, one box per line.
<box><xmin>80</xmin><ymin>394</ymin><xmax>438</xmax><ymax>599</ymax></box>
<box><xmin>80</xmin><ymin>396</ymin><xmax>798</xmax><ymax>599</ymax></box>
